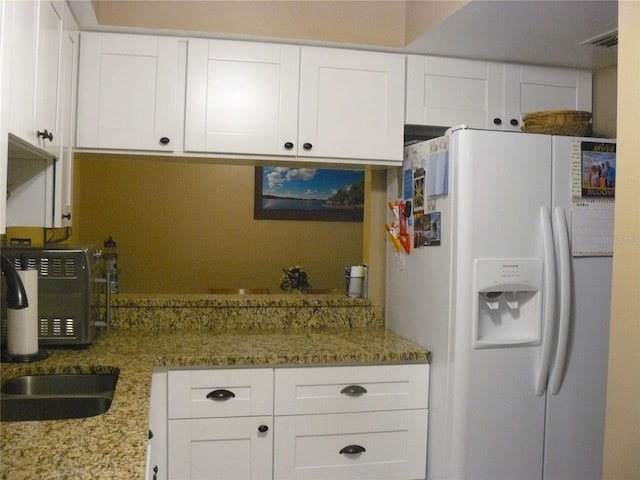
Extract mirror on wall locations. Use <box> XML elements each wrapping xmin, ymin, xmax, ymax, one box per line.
<box><xmin>71</xmin><ymin>155</ymin><xmax>365</xmax><ymax>294</ymax></box>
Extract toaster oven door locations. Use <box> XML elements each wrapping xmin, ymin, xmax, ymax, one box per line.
<box><xmin>1</xmin><ymin>247</ymin><xmax>104</xmax><ymax>347</ymax></box>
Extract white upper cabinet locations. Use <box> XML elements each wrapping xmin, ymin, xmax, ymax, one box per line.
<box><xmin>55</xmin><ymin>1</ymin><xmax>78</xmax><ymax>227</ymax></box>
<box><xmin>185</xmin><ymin>41</ymin><xmax>405</xmax><ymax>163</ymax></box>
<box><xmin>35</xmin><ymin>0</ymin><xmax>63</xmax><ymax>153</ymax></box>
<box><xmin>298</xmin><ymin>47</ymin><xmax>405</xmax><ymax>162</ymax></box>
<box><xmin>501</xmin><ymin>63</ymin><xmax>592</xmax><ymax>129</ymax></box>
<box><xmin>184</xmin><ymin>39</ymin><xmax>300</xmax><ymax>156</ymax></box>
<box><xmin>406</xmin><ymin>55</ymin><xmax>490</xmax><ymax>129</ymax></box>
<box><xmin>78</xmin><ymin>36</ymin><xmax>405</xmax><ymax>163</ymax></box>
<box><xmin>406</xmin><ymin>55</ymin><xmax>592</xmax><ymax>131</ymax></box>
<box><xmin>76</xmin><ymin>32</ymin><xmax>182</xmax><ymax>151</ymax></box>
<box><xmin>0</xmin><ymin>0</ymin><xmax>9</xmax><ymax>232</ymax></box>
<box><xmin>9</xmin><ymin>0</ymin><xmax>62</xmax><ymax>152</ymax></box>
<box><xmin>4</xmin><ymin>0</ymin><xmax>67</xmax><ymax>228</ymax></box>
<box><xmin>7</xmin><ymin>0</ymin><xmax>38</xmax><ymax>144</ymax></box>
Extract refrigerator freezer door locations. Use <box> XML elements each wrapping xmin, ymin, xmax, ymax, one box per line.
<box><xmin>542</xmin><ymin>136</ymin><xmax>614</xmax><ymax>479</ymax></box>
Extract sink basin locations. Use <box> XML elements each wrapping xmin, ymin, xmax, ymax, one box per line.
<box><xmin>1</xmin><ymin>370</ymin><xmax>119</xmax><ymax>422</ymax></box>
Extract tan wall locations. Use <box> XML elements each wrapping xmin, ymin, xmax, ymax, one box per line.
<box><xmin>592</xmin><ymin>64</ymin><xmax>618</xmax><ymax>138</ymax></box>
<box><xmin>603</xmin><ymin>1</ymin><xmax>640</xmax><ymax>478</ymax></box>
<box><xmin>92</xmin><ymin>0</ymin><xmax>408</xmax><ymax>48</ymax></box>
<box><xmin>363</xmin><ymin>169</ymin><xmax>388</xmax><ymax>306</ymax></box>
<box><xmin>73</xmin><ymin>155</ymin><xmax>363</xmax><ymax>294</ymax></box>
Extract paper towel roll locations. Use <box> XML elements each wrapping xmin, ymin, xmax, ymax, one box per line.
<box><xmin>7</xmin><ymin>269</ymin><xmax>39</xmax><ymax>356</ymax></box>
<box><xmin>348</xmin><ymin>265</ymin><xmax>365</xmax><ymax>298</ymax></box>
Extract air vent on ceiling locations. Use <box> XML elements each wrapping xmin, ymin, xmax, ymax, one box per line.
<box><xmin>581</xmin><ymin>29</ymin><xmax>618</xmax><ymax>48</ymax></box>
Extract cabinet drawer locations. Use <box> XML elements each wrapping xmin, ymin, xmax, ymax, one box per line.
<box><xmin>168</xmin><ymin>368</ymin><xmax>273</xmax><ymax>419</ymax></box>
<box><xmin>274</xmin><ymin>410</ymin><xmax>428</xmax><ymax>480</ymax></box>
<box><xmin>274</xmin><ymin>364</ymin><xmax>428</xmax><ymax>415</ymax></box>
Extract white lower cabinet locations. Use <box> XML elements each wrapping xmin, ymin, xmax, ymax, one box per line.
<box><xmin>274</xmin><ymin>364</ymin><xmax>429</xmax><ymax>480</ymax></box>
<box><xmin>169</xmin><ymin>416</ymin><xmax>273</xmax><ymax>480</ymax></box>
<box><xmin>274</xmin><ymin>410</ymin><xmax>428</xmax><ymax>480</ymax></box>
<box><xmin>274</xmin><ymin>364</ymin><xmax>429</xmax><ymax>415</ymax></box>
<box><xmin>160</xmin><ymin>364</ymin><xmax>429</xmax><ymax>480</ymax></box>
<box><xmin>166</xmin><ymin>368</ymin><xmax>274</xmax><ymax>480</ymax></box>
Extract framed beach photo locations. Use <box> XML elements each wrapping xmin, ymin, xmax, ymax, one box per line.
<box><xmin>254</xmin><ymin>166</ymin><xmax>364</xmax><ymax>221</ymax></box>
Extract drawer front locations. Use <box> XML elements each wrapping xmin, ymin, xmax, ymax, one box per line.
<box><xmin>274</xmin><ymin>410</ymin><xmax>428</xmax><ymax>480</ymax></box>
<box><xmin>274</xmin><ymin>364</ymin><xmax>429</xmax><ymax>415</ymax></box>
<box><xmin>168</xmin><ymin>368</ymin><xmax>273</xmax><ymax>419</ymax></box>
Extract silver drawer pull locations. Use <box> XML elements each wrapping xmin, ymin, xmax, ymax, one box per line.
<box><xmin>340</xmin><ymin>385</ymin><xmax>367</xmax><ymax>396</ymax></box>
<box><xmin>340</xmin><ymin>444</ymin><xmax>366</xmax><ymax>455</ymax></box>
<box><xmin>206</xmin><ymin>389</ymin><xmax>236</xmax><ymax>400</ymax></box>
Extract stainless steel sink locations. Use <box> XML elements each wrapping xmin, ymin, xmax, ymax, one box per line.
<box><xmin>1</xmin><ymin>370</ymin><xmax>120</xmax><ymax>422</ymax></box>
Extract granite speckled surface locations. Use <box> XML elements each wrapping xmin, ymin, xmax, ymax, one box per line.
<box><xmin>109</xmin><ymin>293</ymin><xmax>383</xmax><ymax>330</ymax></box>
<box><xmin>0</xmin><ymin>295</ymin><xmax>429</xmax><ymax>480</ymax></box>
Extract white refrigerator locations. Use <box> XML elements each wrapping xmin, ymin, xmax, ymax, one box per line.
<box><xmin>386</xmin><ymin>128</ymin><xmax>616</xmax><ymax>480</ymax></box>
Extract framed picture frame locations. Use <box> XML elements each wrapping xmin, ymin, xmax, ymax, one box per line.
<box><xmin>580</xmin><ymin>141</ymin><xmax>616</xmax><ymax>198</ymax></box>
<box><xmin>254</xmin><ymin>166</ymin><xmax>364</xmax><ymax>222</ymax></box>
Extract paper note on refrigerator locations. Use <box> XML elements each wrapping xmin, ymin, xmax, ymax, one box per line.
<box><xmin>426</xmin><ymin>137</ymin><xmax>449</xmax><ymax>198</ymax></box>
<box><xmin>571</xmin><ymin>198</ymin><xmax>615</xmax><ymax>256</ymax></box>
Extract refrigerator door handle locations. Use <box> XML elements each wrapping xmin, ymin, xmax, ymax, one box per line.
<box><xmin>535</xmin><ymin>206</ymin><xmax>557</xmax><ymax>396</ymax></box>
<box><xmin>549</xmin><ymin>207</ymin><xmax>571</xmax><ymax>395</ymax></box>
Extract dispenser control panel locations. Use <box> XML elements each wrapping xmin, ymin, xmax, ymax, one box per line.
<box><xmin>476</xmin><ymin>259</ymin><xmax>542</xmax><ymax>292</ymax></box>
<box><xmin>472</xmin><ymin>258</ymin><xmax>543</xmax><ymax>348</ymax></box>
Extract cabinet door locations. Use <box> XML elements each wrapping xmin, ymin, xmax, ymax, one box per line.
<box><xmin>168</xmin><ymin>416</ymin><xmax>273</xmax><ymax>480</ymax></box>
<box><xmin>32</xmin><ymin>0</ymin><xmax>61</xmax><ymax>225</ymax></box>
<box><xmin>76</xmin><ymin>32</ymin><xmax>180</xmax><ymax>151</ymax></box>
<box><xmin>184</xmin><ymin>39</ymin><xmax>299</xmax><ymax>156</ymax></box>
<box><xmin>274</xmin><ymin>410</ymin><xmax>428</xmax><ymax>480</ymax></box>
<box><xmin>8</xmin><ymin>0</ymin><xmax>37</xmax><ymax>143</ymax></box>
<box><xmin>34</xmin><ymin>0</ymin><xmax>62</xmax><ymax>154</ymax></box>
<box><xmin>5</xmin><ymin>0</ymin><xmax>60</xmax><ymax>228</ymax></box>
<box><xmin>298</xmin><ymin>47</ymin><xmax>405</xmax><ymax>162</ymax></box>
<box><xmin>55</xmin><ymin>2</ymin><xmax>78</xmax><ymax>227</ymax></box>
<box><xmin>408</xmin><ymin>56</ymin><xmax>593</xmax><ymax>134</ymax></box>
<box><xmin>149</xmin><ymin>370</ymin><xmax>168</xmax><ymax>480</ymax></box>
<box><xmin>8</xmin><ymin>0</ymin><xmax>63</xmax><ymax>149</ymax></box>
<box><xmin>0</xmin><ymin>0</ymin><xmax>10</xmax><ymax>232</ymax></box>
<box><xmin>406</xmin><ymin>55</ymin><xmax>490</xmax><ymax>129</ymax></box>
<box><xmin>500</xmin><ymin>64</ymin><xmax>593</xmax><ymax>131</ymax></box>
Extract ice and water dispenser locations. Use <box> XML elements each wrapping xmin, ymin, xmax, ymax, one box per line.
<box><xmin>472</xmin><ymin>259</ymin><xmax>543</xmax><ymax>348</ymax></box>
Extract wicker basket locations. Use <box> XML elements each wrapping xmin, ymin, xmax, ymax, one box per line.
<box><xmin>521</xmin><ymin>110</ymin><xmax>592</xmax><ymax>136</ymax></box>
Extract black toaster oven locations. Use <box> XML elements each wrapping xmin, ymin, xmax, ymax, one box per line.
<box><xmin>1</xmin><ymin>246</ymin><xmax>107</xmax><ymax>347</ymax></box>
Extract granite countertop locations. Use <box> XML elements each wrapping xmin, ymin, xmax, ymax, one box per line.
<box><xmin>0</xmin><ymin>325</ymin><xmax>430</xmax><ymax>480</ymax></box>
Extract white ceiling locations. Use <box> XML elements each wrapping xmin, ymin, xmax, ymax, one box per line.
<box><xmin>68</xmin><ymin>0</ymin><xmax>618</xmax><ymax>69</ymax></box>
<box><xmin>405</xmin><ymin>0</ymin><xmax>618</xmax><ymax>69</ymax></box>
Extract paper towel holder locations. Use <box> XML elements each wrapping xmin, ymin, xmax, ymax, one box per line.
<box><xmin>1</xmin><ymin>348</ymin><xmax>48</xmax><ymax>363</ymax></box>
<box><xmin>1</xmin><ymin>256</ymin><xmax>48</xmax><ymax>363</ymax></box>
